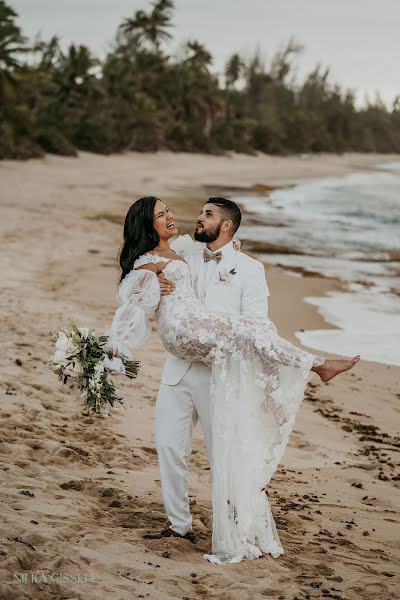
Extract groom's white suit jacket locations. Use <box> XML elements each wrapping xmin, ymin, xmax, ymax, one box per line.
<box><xmin>160</xmin><ymin>237</ymin><xmax>270</xmax><ymax>385</ymax></box>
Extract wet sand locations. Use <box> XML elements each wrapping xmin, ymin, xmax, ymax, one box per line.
<box><xmin>0</xmin><ymin>151</ymin><xmax>399</xmax><ymax>600</ymax></box>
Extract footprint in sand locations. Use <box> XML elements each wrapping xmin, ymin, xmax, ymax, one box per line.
<box><xmin>100</xmin><ymin>486</ymin><xmax>122</xmax><ymax>497</ymax></box>
<box><xmin>59</xmin><ymin>480</ymin><xmax>85</xmax><ymax>491</ymax></box>
<box><xmin>19</xmin><ymin>489</ymin><xmax>35</xmax><ymax>497</ymax></box>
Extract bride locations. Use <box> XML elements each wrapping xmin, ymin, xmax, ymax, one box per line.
<box><xmin>104</xmin><ymin>196</ymin><xmax>360</xmax><ymax>564</ymax></box>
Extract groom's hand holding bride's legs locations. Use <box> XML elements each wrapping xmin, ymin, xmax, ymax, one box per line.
<box><xmin>158</xmin><ymin>272</ymin><xmax>175</xmax><ymax>295</ymax></box>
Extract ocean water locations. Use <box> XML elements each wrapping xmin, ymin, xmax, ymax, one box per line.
<box><xmin>237</xmin><ymin>162</ymin><xmax>400</xmax><ymax>366</ymax></box>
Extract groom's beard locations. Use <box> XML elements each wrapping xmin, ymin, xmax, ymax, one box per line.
<box><xmin>194</xmin><ymin>222</ymin><xmax>222</xmax><ymax>243</ymax></box>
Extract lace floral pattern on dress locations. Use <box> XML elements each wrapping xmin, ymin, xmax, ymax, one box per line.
<box><xmin>105</xmin><ymin>252</ymin><xmax>325</xmax><ymax>564</ymax></box>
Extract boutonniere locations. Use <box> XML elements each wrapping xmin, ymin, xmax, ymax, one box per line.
<box><xmin>218</xmin><ymin>267</ymin><xmax>237</xmax><ymax>284</ymax></box>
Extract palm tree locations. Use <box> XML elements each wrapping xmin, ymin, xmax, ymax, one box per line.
<box><xmin>56</xmin><ymin>44</ymin><xmax>98</xmax><ymax>96</ymax></box>
<box><xmin>120</xmin><ymin>0</ymin><xmax>174</xmax><ymax>53</ymax></box>
<box><xmin>33</xmin><ymin>34</ymin><xmax>60</xmax><ymax>71</ymax></box>
<box><xmin>0</xmin><ymin>1</ymin><xmax>27</xmax><ymax>98</ymax></box>
<box><xmin>225</xmin><ymin>53</ymin><xmax>243</xmax><ymax>88</ymax></box>
<box><xmin>270</xmin><ymin>37</ymin><xmax>303</xmax><ymax>83</ymax></box>
<box><xmin>183</xmin><ymin>40</ymin><xmax>212</xmax><ymax>70</ymax></box>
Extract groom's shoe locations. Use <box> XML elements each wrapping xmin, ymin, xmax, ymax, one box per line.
<box><xmin>143</xmin><ymin>527</ymin><xmax>196</xmax><ymax>544</ymax></box>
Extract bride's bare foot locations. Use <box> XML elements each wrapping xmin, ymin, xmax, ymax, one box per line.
<box><xmin>312</xmin><ymin>355</ymin><xmax>360</xmax><ymax>382</ymax></box>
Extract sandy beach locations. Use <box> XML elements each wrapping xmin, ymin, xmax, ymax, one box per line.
<box><xmin>0</xmin><ymin>151</ymin><xmax>399</xmax><ymax>600</ymax></box>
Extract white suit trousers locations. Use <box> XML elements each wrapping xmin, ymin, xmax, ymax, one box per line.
<box><xmin>155</xmin><ymin>362</ymin><xmax>212</xmax><ymax>535</ymax></box>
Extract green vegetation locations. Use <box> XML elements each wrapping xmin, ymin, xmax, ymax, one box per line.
<box><xmin>1</xmin><ymin>0</ymin><xmax>399</xmax><ymax>159</ymax></box>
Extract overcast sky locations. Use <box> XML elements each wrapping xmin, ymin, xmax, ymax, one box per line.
<box><xmin>10</xmin><ymin>0</ymin><xmax>400</xmax><ymax>106</ymax></box>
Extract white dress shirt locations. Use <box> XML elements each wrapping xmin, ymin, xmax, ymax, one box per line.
<box><xmin>161</xmin><ymin>235</ymin><xmax>269</xmax><ymax>385</ymax></box>
<box><xmin>197</xmin><ymin>241</ymin><xmax>233</xmax><ymax>302</ymax></box>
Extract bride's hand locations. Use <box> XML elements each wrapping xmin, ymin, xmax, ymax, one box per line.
<box><xmin>103</xmin><ymin>354</ymin><xmax>126</xmax><ymax>374</ymax></box>
<box><xmin>233</xmin><ymin>238</ymin><xmax>241</xmax><ymax>251</ymax></box>
<box><xmin>106</xmin><ymin>348</ymin><xmax>118</xmax><ymax>359</ymax></box>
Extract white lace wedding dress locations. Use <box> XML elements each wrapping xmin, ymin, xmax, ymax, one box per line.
<box><xmin>105</xmin><ymin>238</ymin><xmax>325</xmax><ymax>564</ymax></box>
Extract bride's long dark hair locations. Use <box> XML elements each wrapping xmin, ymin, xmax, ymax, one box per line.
<box><xmin>118</xmin><ymin>196</ymin><xmax>160</xmax><ymax>283</ymax></box>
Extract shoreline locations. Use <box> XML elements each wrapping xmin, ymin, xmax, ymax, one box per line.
<box><xmin>0</xmin><ymin>151</ymin><xmax>399</xmax><ymax>599</ymax></box>
<box><xmin>222</xmin><ymin>165</ymin><xmax>400</xmax><ymax>367</ymax></box>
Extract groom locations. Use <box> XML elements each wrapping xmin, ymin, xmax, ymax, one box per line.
<box><xmin>144</xmin><ymin>197</ymin><xmax>270</xmax><ymax>543</ymax></box>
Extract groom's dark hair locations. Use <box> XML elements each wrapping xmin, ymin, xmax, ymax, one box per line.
<box><xmin>208</xmin><ymin>197</ymin><xmax>241</xmax><ymax>234</ymax></box>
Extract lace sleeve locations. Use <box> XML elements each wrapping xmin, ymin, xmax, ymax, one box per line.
<box><xmin>104</xmin><ymin>268</ymin><xmax>161</xmax><ymax>360</ymax></box>
<box><xmin>133</xmin><ymin>254</ymin><xmax>171</xmax><ymax>268</ymax></box>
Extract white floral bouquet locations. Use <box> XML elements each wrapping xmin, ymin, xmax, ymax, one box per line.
<box><xmin>48</xmin><ymin>319</ymin><xmax>139</xmax><ymax>415</ymax></box>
